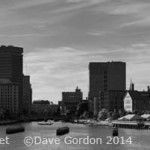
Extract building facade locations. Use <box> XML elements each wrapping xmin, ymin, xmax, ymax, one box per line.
<box><xmin>124</xmin><ymin>90</ymin><xmax>150</xmax><ymax>113</ymax></box>
<box><xmin>62</xmin><ymin>87</ymin><xmax>83</xmax><ymax>114</ymax></box>
<box><xmin>0</xmin><ymin>45</ymin><xmax>23</xmax><ymax>115</ymax></box>
<box><xmin>23</xmin><ymin>75</ymin><xmax>32</xmax><ymax>114</ymax></box>
<box><xmin>100</xmin><ymin>90</ymin><xmax>126</xmax><ymax>112</ymax></box>
<box><xmin>88</xmin><ymin>61</ymin><xmax>126</xmax><ymax>114</ymax></box>
<box><xmin>0</xmin><ymin>79</ymin><xmax>19</xmax><ymax>118</ymax></box>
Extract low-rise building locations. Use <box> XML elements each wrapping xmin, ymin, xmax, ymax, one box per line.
<box><xmin>124</xmin><ymin>90</ymin><xmax>150</xmax><ymax>113</ymax></box>
<box><xmin>32</xmin><ymin>100</ymin><xmax>59</xmax><ymax>115</ymax></box>
<box><xmin>61</xmin><ymin>87</ymin><xmax>83</xmax><ymax>115</ymax></box>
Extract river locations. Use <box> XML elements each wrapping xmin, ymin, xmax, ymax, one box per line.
<box><xmin>0</xmin><ymin>122</ymin><xmax>150</xmax><ymax>150</ymax></box>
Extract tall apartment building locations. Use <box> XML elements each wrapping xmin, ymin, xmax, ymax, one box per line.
<box><xmin>23</xmin><ymin>75</ymin><xmax>32</xmax><ymax>114</ymax></box>
<box><xmin>0</xmin><ymin>45</ymin><xmax>23</xmax><ymax>115</ymax></box>
<box><xmin>88</xmin><ymin>61</ymin><xmax>126</xmax><ymax>113</ymax></box>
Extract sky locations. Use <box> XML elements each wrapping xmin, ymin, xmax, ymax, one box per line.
<box><xmin>1</xmin><ymin>0</ymin><xmax>150</xmax><ymax>103</ymax></box>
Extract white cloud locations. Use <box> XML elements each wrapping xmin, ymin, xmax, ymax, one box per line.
<box><xmin>67</xmin><ymin>0</ymin><xmax>81</xmax><ymax>3</ymax></box>
<box><xmin>24</xmin><ymin>47</ymin><xmax>125</xmax><ymax>102</ymax></box>
<box><xmin>87</xmin><ymin>32</ymin><xmax>106</xmax><ymax>36</ymax></box>
<box><xmin>132</xmin><ymin>43</ymin><xmax>149</xmax><ymax>48</ymax></box>
<box><xmin>92</xmin><ymin>1</ymin><xmax>150</xmax><ymax>28</ymax></box>
<box><xmin>10</xmin><ymin>0</ymin><xmax>56</xmax><ymax>10</ymax></box>
<box><xmin>23</xmin><ymin>45</ymin><xmax>150</xmax><ymax>102</ymax></box>
<box><xmin>120</xmin><ymin>18</ymin><xmax>150</xmax><ymax>28</ymax></box>
<box><xmin>108</xmin><ymin>3</ymin><xmax>148</xmax><ymax>15</ymax></box>
<box><xmin>24</xmin><ymin>47</ymin><xmax>90</xmax><ymax>101</ymax></box>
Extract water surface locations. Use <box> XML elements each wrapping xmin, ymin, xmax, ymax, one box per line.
<box><xmin>0</xmin><ymin>122</ymin><xmax>150</xmax><ymax>150</ymax></box>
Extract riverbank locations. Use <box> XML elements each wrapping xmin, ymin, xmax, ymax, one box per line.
<box><xmin>112</xmin><ymin>120</ymin><xmax>150</xmax><ymax>129</ymax></box>
<box><xmin>74</xmin><ymin>119</ymin><xmax>112</xmax><ymax>126</ymax></box>
<box><xmin>0</xmin><ymin>120</ymin><xmax>18</xmax><ymax>125</ymax></box>
<box><xmin>74</xmin><ymin>119</ymin><xmax>150</xmax><ymax>129</ymax></box>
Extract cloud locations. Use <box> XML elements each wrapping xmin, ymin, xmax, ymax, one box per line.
<box><xmin>24</xmin><ymin>47</ymin><xmax>90</xmax><ymax>101</ymax></box>
<box><xmin>50</xmin><ymin>0</ymin><xmax>108</xmax><ymax>14</ymax></box>
<box><xmin>8</xmin><ymin>0</ymin><xmax>56</xmax><ymax>10</ymax></box>
<box><xmin>0</xmin><ymin>33</ymin><xmax>50</xmax><ymax>38</ymax></box>
<box><xmin>120</xmin><ymin>18</ymin><xmax>150</xmax><ymax>28</ymax></box>
<box><xmin>107</xmin><ymin>3</ymin><xmax>148</xmax><ymax>15</ymax></box>
<box><xmin>91</xmin><ymin>0</ymin><xmax>150</xmax><ymax>28</ymax></box>
<box><xmin>87</xmin><ymin>32</ymin><xmax>107</xmax><ymax>36</ymax></box>
<box><xmin>23</xmin><ymin>44</ymin><xmax>150</xmax><ymax>102</ymax></box>
<box><xmin>1</xmin><ymin>0</ymin><xmax>150</xmax><ymax>102</ymax></box>
<box><xmin>24</xmin><ymin>46</ymin><xmax>127</xmax><ymax>101</ymax></box>
<box><xmin>132</xmin><ymin>43</ymin><xmax>149</xmax><ymax>48</ymax></box>
<box><xmin>67</xmin><ymin>0</ymin><xmax>81</xmax><ymax>3</ymax></box>
<box><xmin>66</xmin><ymin>0</ymin><xmax>107</xmax><ymax>4</ymax></box>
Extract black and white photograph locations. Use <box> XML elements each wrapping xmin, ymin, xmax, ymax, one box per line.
<box><xmin>0</xmin><ymin>0</ymin><xmax>150</xmax><ymax>150</ymax></box>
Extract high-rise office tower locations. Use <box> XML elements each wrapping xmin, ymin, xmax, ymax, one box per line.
<box><xmin>89</xmin><ymin>61</ymin><xmax>126</xmax><ymax>99</ymax></box>
<box><xmin>88</xmin><ymin>61</ymin><xmax>126</xmax><ymax>113</ymax></box>
<box><xmin>0</xmin><ymin>45</ymin><xmax>23</xmax><ymax>115</ymax></box>
<box><xmin>0</xmin><ymin>45</ymin><xmax>23</xmax><ymax>82</ymax></box>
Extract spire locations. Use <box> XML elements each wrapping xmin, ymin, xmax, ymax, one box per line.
<box><xmin>129</xmin><ymin>78</ymin><xmax>134</xmax><ymax>91</ymax></box>
<box><xmin>130</xmin><ymin>78</ymin><xmax>132</xmax><ymax>85</ymax></box>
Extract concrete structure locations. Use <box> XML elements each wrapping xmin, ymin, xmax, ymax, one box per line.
<box><xmin>88</xmin><ymin>61</ymin><xmax>126</xmax><ymax>114</ymax></box>
<box><xmin>0</xmin><ymin>45</ymin><xmax>23</xmax><ymax>115</ymax></box>
<box><xmin>0</xmin><ymin>79</ymin><xmax>19</xmax><ymax>118</ymax></box>
<box><xmin>23</xmin><ymin>75</ymin><xmax>32</xmax><ymax>114</ymax></box>
<box><xmin>62</xmin><ymin>87</ymin><xmax>83</xmax><ymax>114</ymax></box>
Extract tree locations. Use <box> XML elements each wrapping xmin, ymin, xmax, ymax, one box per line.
<box><xmin>111</xmin><ymin>111</ymin><xmax>119</xmax><ymax>120</ymax></box>
<box><xmin>55</xmin><ymin>106</ymin><xmax>60</xmax><ymax>116</ymax></box>
<box><xmin>76</xmin><ymin>102</ymin><xmax>88</xmax><ymax>118</ymax></box>
<box><xmin>97</xmin><ymin>108</ymin><xmax>108</xmax><ymax>121</ymax></box>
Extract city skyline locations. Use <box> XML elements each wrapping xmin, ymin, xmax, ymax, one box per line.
<box><xmin>1</xmin><ymin>0</ymin><xmax>150</xmax><ymax>103</ymax></box>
